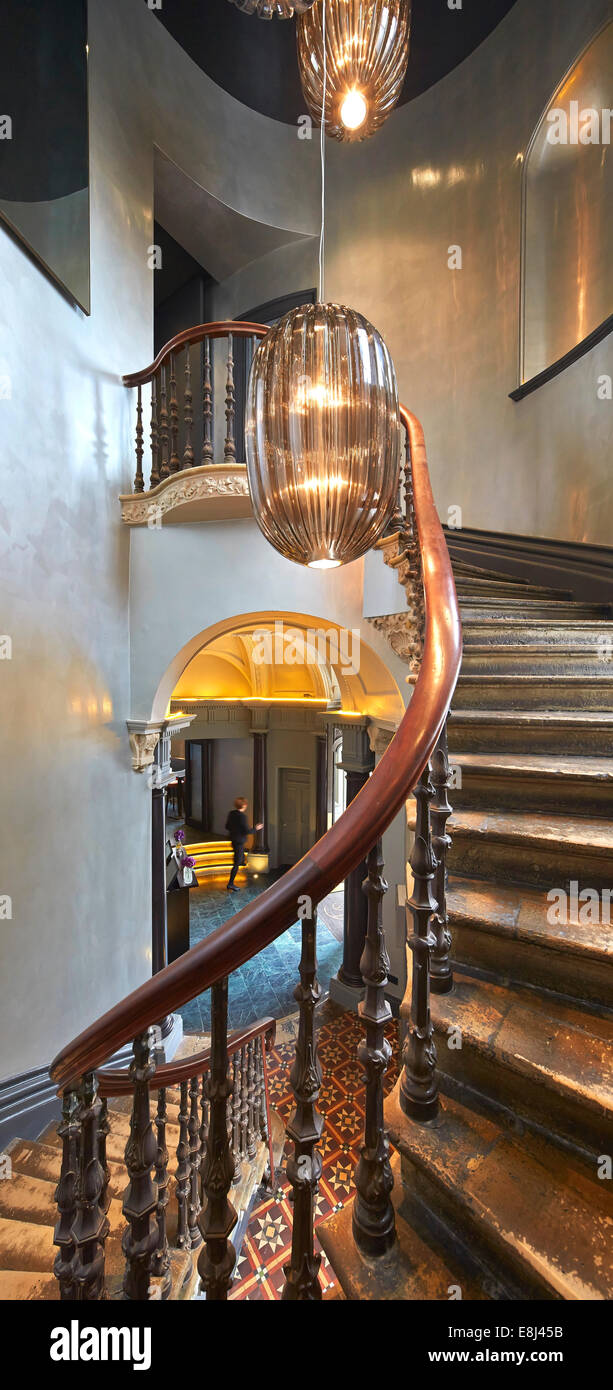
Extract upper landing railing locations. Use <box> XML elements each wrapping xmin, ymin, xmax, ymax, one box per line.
<box><xmin>123</xmin><ymin>322</ymin><xmax>269</xmax><ymax>492</ymax></box>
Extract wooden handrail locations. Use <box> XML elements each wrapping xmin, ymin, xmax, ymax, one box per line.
<box><xmin>96</xmin><ymin>1018</ymin><xmax>276</xmax><ymax>1097</ymax></box>
<box><xmin>122</xmin><ymin>321</ymin><xmax>269</xmax><ymax>388</ymax></box>
<box><xmin>50</xmin><ymin>406</ymin><xmax>461</xmax><ymax>1091</ymax></box>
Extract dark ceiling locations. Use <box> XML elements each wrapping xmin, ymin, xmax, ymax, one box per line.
<box><xmin>151</xmin><ymin>0</ymin><xmax>519</xmax><ymax>126</ymax></box>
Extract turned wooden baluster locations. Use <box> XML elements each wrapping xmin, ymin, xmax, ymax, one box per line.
<box><xmin>188</xmin><ymin>1075</ymin><xmax>203</xmax><ymax>1250</ymax></box>
<box><xmin>430</xmin><ymin>718</ymin><xmax>454</xmax><ymax>995</ymax></box>
<box><xmin>150</xmin><ymin>1087</ymin><xmax>171</xmax><ymax>1294</ymax></box>
<box><xmin>246</xmin><ymin>1039</ymin><xmax>257</xmax><ymax>1159</ymax></box>
<box><xmin>198</xmin><ymin>978</ymin><xmax>237</xmax><ymax>1301</ymax></box>
<box><xmin>159</xmin><ymin>365</ymin><xmax>170</xmax><ymax>480</ymax></box>
<box><xmin>199</xmin><ymin>1075</ymin><xmax>209</xmax><ymax>1202</ymax></box>
<box><xmin>400</xmin><ymin>765</ymin><xmax>439</xmax><ymax>1121</ymax></box>
<box><xmin>133</xmin><ymin>385</ymin><xmax>144</xmax><ymax>492</ymax></box>
<box><xmin>224</xmin><ymin>334</ymin><xmax>236</xmax><ymax>463</ymax></box>
<box><xmin>282</xmin><ymin>908</ymin><xmax>323</xmax><ymax>1301</ymax></box>
<box><xmin>169</xmin><ymin>351</ymin><xmax>180</xmax><ymax>473</ymax></box>
<box><xmin>258</xmin><ymin>1035</ymin><xmax>275</xmax><ymax>1187</ymax></box>
<box><xmin>231</xmin><ymin>1050</ymin><xmax>242</xmax><ymax>1184</ymax></box>
<box><xmin>353</xmin><ymin>840</ymin><xmax>396</xmax><ymax>1255</ymax></box>
<box><xmin>53</xmin><ymin>1088</ymin><xmax>80</xmax><ymax>1298</ymax></box>
<box><xmin>202</xmin><ymin>337</ymin><xmax>214</xmax><ymax>464</ymax></box>
<box><xmin>175</xmin><ymin>1079</ymin><xmax>190</xmax><ymax>1249</ymax></box>
<box><xmin>122</xmin><ymin>1031</ymin><xmax>158</xmax><ymax>1300</ymax></box>
<box><xmin>183</xmin><ymin>347</ymin><xmax>194</xmax><ymax>470</ymax></box>
<box><xmin>71</xmin><ymin>1072</ymin><xmax>109</xmax><ymax>1301</ymax></box>
<box><xmin>149</xmin><ymin>375</ymin><xmax>160</xmax><ymax>488</ymax></box>
<box><xmin>240</xmin><ymin>1043</ymin><xmax>249</xmax><ymax>1161</ymax></box>
<box><xmin>254</xmin><ymin>1037</ymin><xmax>266</xmax><ymax>1142</ymax></box>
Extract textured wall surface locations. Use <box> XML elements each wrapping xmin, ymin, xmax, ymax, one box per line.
<box><xmin>0</xmin><ymin>0</ymin><xmax>319</xmax><ymax>1079</ymax></box>
<box><xmin>324</xmin><ymin>0</ymin><xmax>613</xmax><ymax>545</ymax></box>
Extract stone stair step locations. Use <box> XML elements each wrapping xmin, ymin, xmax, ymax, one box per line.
<box><xmin>0</xmin><ymin>1215</ymin><xmax>56</xmax><ymax>1273</ymax></box>
<box><xmin>448</xmin><ymin>708</ymin><xmax>613</xmax><ymax>755</ymax></box>
<box><xmin>455</xmin><ymin>574</ymin><xmax>570</xmax><ymax>600</ymax></box>
<box><xmin>462</xmin><ymin>618</ymin><xmax>613</xmax><ymax>648</ymax></box>
<box><xmin>450</xmin><ymin>751</ymin><xmax>613</xmax><ymax>815</ymax></box>
<box><xmin>409</xmin><ymin>803</ymin><xmax>613</xmax><ymax>889</ymax></box>
<box><xmin>456</xmin><ymin>673</ymin><xmax>613</xmax><ymax>711</ymax></box>
<box><xmin>460</xmin><ymin>647</ymin><xmax>613</xmax><ymax>678</ymax></box>
<box><xmin>458</xmin><ymin>600</ymin><xmax>610</xmax><ymax>621</ymax></box>
<box><xmin>317</xmin><ymin>1153</ymin><xmax>493</xmax><ymax>1301</ymax></box>
<box><xmin>447</xmin><ymin>875</ymin><xmax>613</xmax><ymax>1008</ymax></box>
<box><xmin>7</xmin><ymin>1137</ymin><xmax>126</xmax><ymax>1196</ymax></box>
<box><xmin>430</xmin><ymin>973</ymin><xmax>613</xmax><ymax>1162</ymax></box>
<box><xmin>386</xmin><ymin>1085</ymin><xmax>613</xmax><ymax>1300</ymax></box>
<box><xmin>40</xmin><ymin>1107</ymin><xmax>181</xmax><ymax>1165</ymax></box>
<box><xmin>0</xmin><ymin>1269</ymin><xmax>58</xmax><ymax>1300</ymax></box>
<box><xmin>0</xmin><ymin>1170</ymin><xmax>123</xmax><ymax>1230</ymax></box>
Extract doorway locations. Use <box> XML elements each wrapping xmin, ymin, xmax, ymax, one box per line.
<box><xmin>278</xmin><ymin>767</ymin><xmax>311</xmax><ymax>866</ymax></box>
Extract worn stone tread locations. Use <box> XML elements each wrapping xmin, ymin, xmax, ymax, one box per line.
<box><xmin>431</xmin><ymin>973</ymin><xmax>613</xmax><ymax>1125</ymax></box>
<box><xmin>386</xmin><ymin>1086</ymin><xmax>613</xmax><ymax>1300</ymax></box>
<box><xmin>318</xmin><ymin>1154</ymin><xmax>490</xmax><ymax>1301</ymax></box>
<box><xmin>447</xmin><ymin>876</ymin><xmax>613</xmax><ymax>963</ymax></box>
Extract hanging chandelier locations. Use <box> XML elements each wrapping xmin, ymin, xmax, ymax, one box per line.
<box><xmin>297</xmin><ymin>0</ymin><xmax>411</xmax><ymax>141</ymax></box>
<box><xmin>245</xmin><ymin>302</ymin><xmax>401</xmax><ymax>568</ymax></box>
<box><xmin>228</xmin><ymin>0</ymin><xmax>315</xmax><ymax>16</ymax></box>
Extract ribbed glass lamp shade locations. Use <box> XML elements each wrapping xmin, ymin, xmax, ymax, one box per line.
<box><xmin>228</xmin><ymin>0</ymin><xmax>315</xmax><ymax>16</ymax></box>
<box><xmin>245</xmin><ymin>303</ymin><xmax>401</xmax><ymax>568</ymax></box>
<box><xmin>297</xmin><ymin>0</ymin><xmax>411</xmax><ymax>142</ymax></box>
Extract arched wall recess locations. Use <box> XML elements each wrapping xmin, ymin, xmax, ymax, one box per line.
<box><xmin>517</xmin><ymin>19</ymin><xmax>613</xmax><ymax>395</ymax></box>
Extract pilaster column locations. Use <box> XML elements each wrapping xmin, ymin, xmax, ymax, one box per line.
<box><xmin>330</xmin><ymin>722</ymin><xmax>374</xmax><ymax>1009</ymax></box>
<box><xmin>315</xmin><ymin>734</ymin><xmax>327</xmax><ymax>842</ymax></box>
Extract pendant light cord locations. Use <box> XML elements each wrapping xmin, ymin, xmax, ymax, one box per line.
<box><xmin>318</xmin><ymin>0</ymin><xmax>327</xmax><ymax>303</ymax></box>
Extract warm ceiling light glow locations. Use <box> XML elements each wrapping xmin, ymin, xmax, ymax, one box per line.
<box><xmin>297</xmin><ymin>0</ymin><xmax>411</xmax><ymax>143</ymax></box>
<box><xmin>340</xmin><ymin>88</ymin><xmax>367</xmax><ymax>131</ymax></box>
<box><xmin>245</xmin><ymin>302</ymin><xmax>401</xmax><ymax>568</ymax></box>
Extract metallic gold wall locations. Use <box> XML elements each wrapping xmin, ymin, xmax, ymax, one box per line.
<box><xmin>324</xmin><ymin>0</ymin><xmax>613</xmax><ymax>546</ymax></box>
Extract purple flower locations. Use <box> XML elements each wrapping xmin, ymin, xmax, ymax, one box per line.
<box><xmin>174</xmin><ymin>829</ymin><xmax>185</xmax><ymax>843</ymax></box>
<box><xmin>184</xmin><ymin>855</ymin><xmax>195</xmax><ymax>869</ymax></box>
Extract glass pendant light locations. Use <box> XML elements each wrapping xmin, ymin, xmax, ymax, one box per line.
<box><xmin>297</xmin><ymin>0</ymin><xmax>411</xmax><ymax>141</ymax></box>
<box><xmin>245</xmin><ymin>302</ymin><xmax>401</xmax><ymax>568</ymax></box>
<box><xmin>228</xmin><ymin>0</ymin><xmax>315</xmax><ymax>16</ymax></box>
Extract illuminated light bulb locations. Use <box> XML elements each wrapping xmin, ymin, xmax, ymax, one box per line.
<box><xmin>308</xmin><ymin>557</ymin><xmax>342</xmax><ymax>570</ymax></box>
<box><xmin>341</xmin><ymin>88</ymin><xmax>367</xmax><ymax>131</ymax></box>
<box><xmin>297</xmin><ymin>1</ymin><xmax>411</xmax><ymax>143</ymax></box>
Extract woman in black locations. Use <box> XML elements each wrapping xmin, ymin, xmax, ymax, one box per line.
<box><xmin>225</xmin><ymin>798</ymin><xmax>263</xmax><ymax>891</ymax></box>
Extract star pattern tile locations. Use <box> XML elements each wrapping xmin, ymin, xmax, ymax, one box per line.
<box><xmin>229</xmin><ymin>999</ymin><xmax>400</xmax><ymax>1301</ymax></box>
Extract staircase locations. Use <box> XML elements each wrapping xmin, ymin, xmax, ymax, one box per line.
<box><xmin>321</xmin><ymin>558</ymin><xmax>613</xmax><ymax>1299</ymax></box>
<box><xmin>186</xmin><ymin>840</ymin><xmax>236</xmax><ymax>884</ymax></box>
<box><xmin>0</xmin><ymin>1026</ymin><xmax>277</xmax><ymax>1300</ymax></box>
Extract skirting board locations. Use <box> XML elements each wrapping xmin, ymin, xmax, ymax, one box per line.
<box><xmin>444</xmin><ymin>525</ymin><xmax>613</xmax><ymax>605</ymax></box>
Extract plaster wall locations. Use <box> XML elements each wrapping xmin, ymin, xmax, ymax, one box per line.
<box><xmin>324</xmin><ymin>0</ymin><xmax>613</xmax><ymax>545</ymax></box>
<box><xmin>0</xmin><ymin>0</ymin><xmax>320</xmax><ymax>1080</ymax></box>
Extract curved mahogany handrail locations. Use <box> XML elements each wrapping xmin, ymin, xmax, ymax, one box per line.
<box><xmin>123</xmin><ymin>321</ymin><xmax>269</xmax><ymax>388</ymax></box>
<box><xmin>50</xmin><ymin>405</ymin><xmax>461</xmax><ymax>1091</ymax></box>
<box><xmin>97</xmin><ymin>1017</ymin><xmax>276</xmax><ymax>1098</ymax></box>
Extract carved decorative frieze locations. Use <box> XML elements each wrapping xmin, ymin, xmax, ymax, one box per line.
<box><xmin>119</xmin><ymin>465</ymin><xmax>250</xmax><ymax>526</ymax></box>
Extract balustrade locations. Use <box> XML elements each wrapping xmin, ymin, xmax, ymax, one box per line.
<box><xmin>52</xmin><ymin>398</ymin><xmax>461</xmax><ymax>1300</ymax></box>
<box><xmin>124</xmin><ymin>323</ymin><xmax>269</xmax><ymax>491</ymax></box>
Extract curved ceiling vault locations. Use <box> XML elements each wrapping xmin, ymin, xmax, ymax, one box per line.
<box><xmin>151</xmin><ymin>0</ymin><xmax>520</xmax><ymax>127</ymax></box>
